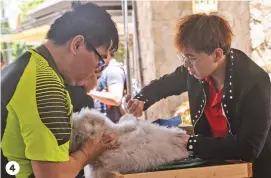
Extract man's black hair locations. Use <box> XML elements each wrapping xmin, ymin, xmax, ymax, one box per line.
<box><xmin>46</xmin><ymin>2</ymin><xmax>119</xmax><ymax>53</ymax></box>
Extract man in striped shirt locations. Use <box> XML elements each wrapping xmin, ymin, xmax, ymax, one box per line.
<box><xmin>1</xmin><ymin>2</ymin><xmax>119</xmax><ymax>178</ymax></box>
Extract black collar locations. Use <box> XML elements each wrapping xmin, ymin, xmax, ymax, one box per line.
<box><xmin>200</xmin><ymin>48</ymin><xmax>235</xmax><ymax>101</ymax></box>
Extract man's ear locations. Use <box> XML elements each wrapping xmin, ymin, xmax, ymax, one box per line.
<box><xmin>70</xmin><ymin>35</ymin><xmax>85</xmax><ymax>55</ymax></box>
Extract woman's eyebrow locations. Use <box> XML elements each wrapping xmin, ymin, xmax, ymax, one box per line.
<box><xmin>185</xmin><ymin>53</ymin><xmax>195</xmax><ymax>57</ymax></box>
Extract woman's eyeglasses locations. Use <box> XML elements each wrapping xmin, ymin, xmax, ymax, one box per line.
<box><xmin>177</xmin><ymin>50</ymin><xmax>221</xmax><ymax>67</ymax></box>
<box><xmin>177</xmin><ymin>52</ymin><xmax>203</xmax><ymax>67</ymax></box>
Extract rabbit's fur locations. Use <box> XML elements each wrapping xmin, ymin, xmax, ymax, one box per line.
<box><xmin>70</xmin><ymin>108</ymin><xmax>189</xmax><ymax>178</ymax></box>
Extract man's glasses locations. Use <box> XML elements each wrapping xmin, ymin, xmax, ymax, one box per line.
<box><xmin>86</xmin><ymin>42</ymin><xmax>107</xmax><ymax>73</ymax></box>
<box><xmin>86</xmin><ymin>43</ymin><xmax>105</xmax><ymax>63</ymax></box>
<box><xmin>95</xmin><ymin>60</ymin><xmax>107</xmax><ymax>73</ymax></box>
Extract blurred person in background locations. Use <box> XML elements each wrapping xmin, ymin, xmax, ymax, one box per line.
<box><xmin>89</xmin><ymin>52</ymin><xmax>126</xmax><ymax>123</ymax></box>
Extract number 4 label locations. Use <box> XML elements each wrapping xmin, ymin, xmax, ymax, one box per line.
<box><xmin>6</xmin><ymin>161</ymin><xmax>20</xmax><ymax>175</ymax></box>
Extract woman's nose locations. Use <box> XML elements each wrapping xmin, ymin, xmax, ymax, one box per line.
<box><xmin>183</xmin><ymin>60</ymin><xmax>191</xmax><ymax>68</ymax></box>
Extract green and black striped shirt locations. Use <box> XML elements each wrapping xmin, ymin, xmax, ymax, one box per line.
<box><xmin>1</xmin><ymin>45</ymin><xmax>73</xmax><ymax>178</ymax></box>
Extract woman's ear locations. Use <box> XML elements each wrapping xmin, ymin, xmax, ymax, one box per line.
<box><xmin>214</xmin><ymin>48</ymin><xmax>224</xmax><ymax>62</ymax></box>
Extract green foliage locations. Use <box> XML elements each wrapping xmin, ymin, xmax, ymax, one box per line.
<box><xmin>20</xmin><ymin>0</ymin><xmax>45</xmax><ymax>24</ymax></box>
<box><xmin>1</xmin><ymin>43</ymin><xmax>7</xmax><ymax>60</ymax></box>
<box><xmin>7</xmin><ymin>0</ymin><xmax>45</xmax><ymax>59</ymax></box>
<box><xmin>1</xmin><ymin>19</ymin><xmax>10</xmax><ymax>34</ymax></box>
<box><xmin>114</xmin><ymin>42</ymin><xmax>125</xmax><ymax>62</ymax></box>
<box><xmin>11</xmin><ymin>42</ymin><xmax>35</xmax><ymax>59</ymax></box>
<box><xmin>1</xmin><ymin>2</ymin><xmax>10</xmax><ymax>61</ymax></box>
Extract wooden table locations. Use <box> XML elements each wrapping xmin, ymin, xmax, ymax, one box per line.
<box><xmin>179</xmin><ymin>124</ymin><xmax>194</xmax><ymax>135</ymax></box>
<box><xmin>108</xmin><ymin>163</ymin><xmax>252</xmax><ymax>178</ymax></box>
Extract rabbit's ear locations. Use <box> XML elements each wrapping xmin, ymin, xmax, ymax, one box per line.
<box><xmin>71</xmin><ymin>111</ymin><xmax>82</xmax><ymax>122</ymax></box>
<box><xmin>78</xmin><ymin>108</ymin><xmax>107</xmax><ymax>125</ymax></box>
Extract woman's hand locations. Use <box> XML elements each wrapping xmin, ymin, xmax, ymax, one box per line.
<box><xmin>182</xmin><ymin>134</ymin><xmax>190</xmax><ymax>147</ymax></box>
<box><xmin>125</xmin><ymin>95</ymin><xmax>144</xmax><ymax>117</ymax></box>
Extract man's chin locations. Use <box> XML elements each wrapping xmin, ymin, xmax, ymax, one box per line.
<box><xmin>65</xmin><ymin>80</ymin><xmax>78</xmax><ymax>87</ymax></box>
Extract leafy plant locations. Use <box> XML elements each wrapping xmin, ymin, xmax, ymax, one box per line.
<box><xmin>114</xmin><ymin>42</ymin><xmax>125</xmax><ymax>62</ymax></box>
<box><xmin>6</xmin><ymin>0</ymin><xmax>45</xmax><ymax>59</ymax></box>
<box><xmin>11</xmin><ymin>42</ymin><xmax>34</xmax><ymax>59</ymax></box>
<box><xmin>20</xmin><ymin>0</ymin><xmax>45</xmax><ymax>24</ymax></box>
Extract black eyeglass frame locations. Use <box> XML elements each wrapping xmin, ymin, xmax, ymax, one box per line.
<box><xmin>85</xmin><ymin>43</ymin><xmax>105</xmax><ymax>63</ymax></box>
<box><xmin>85</xmin><ymin>42</ymin><xmax>108</xmax><ymax>73</ymax></box>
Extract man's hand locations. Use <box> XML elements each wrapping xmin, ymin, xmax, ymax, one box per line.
<box><xmin>125</xmin><ymin>95</ymin><xmax>144</xmax><ymax>117</ymax></box>
<box><xmin>80</xmin><ymin>133</ymin><xmax>117</xmax><ymax>164</ymax></box>
<box><xmin>31</xmin><ymin>134</ymin><xmax>117</xmax><ymax>178</ymax></box>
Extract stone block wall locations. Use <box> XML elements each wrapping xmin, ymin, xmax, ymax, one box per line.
<box><xmin>249</xmin><ymin>0</ymin><xmax>271</xmax><ymax>74</ymax></box>
<box><xmin>136</xmin><ymin>1</ymin><xmax>192</xmax><ymax>120</ymax></box>
<box><xmin>217</xmin><ymin>1</ymin><xmax>252</xmax><ymax>56</ymax></box>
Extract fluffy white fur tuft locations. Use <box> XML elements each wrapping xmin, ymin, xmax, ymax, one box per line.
<box><xmin>70</xmin><ymin>108</ymin><xmax>189</xmax><ymax>178</ymax></box>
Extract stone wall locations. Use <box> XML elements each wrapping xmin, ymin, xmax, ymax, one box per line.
<box><xmin>136</xmin><ymin>1</ymin><xmax>192</xmax><ymax>120</ymax></box>
<box><xmin>217</xmin><ymin>1</ymin><xmax>252</xmax><ymax>56</ymax></box>
<box><xmin>249</xmin><ymin>0</ymin><xmax>271</xmax><ymax>74</ymax></box>
<box><xmin>218</xmin><ymin>0</ymin><xmax>271</xmax><ymax>74</ymax></box>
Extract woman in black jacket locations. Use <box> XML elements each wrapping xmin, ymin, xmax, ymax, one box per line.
<box><xmin>126</xmin><ymin>13</ymin><xmax>271</xmax><ymax>178</ymax></box>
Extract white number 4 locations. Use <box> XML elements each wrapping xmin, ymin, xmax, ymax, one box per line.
<box><xmin>6</xmin><ymin>161</ymin><xmax>20</xmax><ymax>175</ymax></box>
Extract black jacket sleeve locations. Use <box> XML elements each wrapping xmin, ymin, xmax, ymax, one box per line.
<box><xmin>134</xmin><ymin>66</ymin><xmax>189</xmax><ymax>110</ymax></box>
<box><xmin>187</xmin><ymin>75</ymin><xmax>271</xmax><ymax>161</ymax></box>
